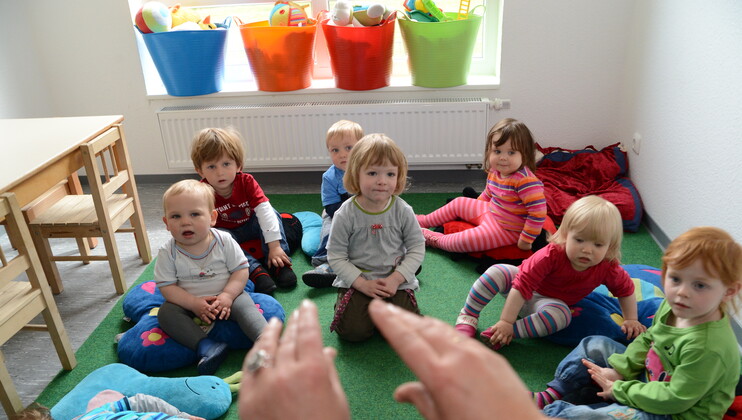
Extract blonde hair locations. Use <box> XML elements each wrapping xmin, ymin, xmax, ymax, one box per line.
<box><xmin>326</xmin><ymin>120</ymin><xmax>364</xmax><ymax>148</ymax></box>
<box><xmin>483</xmin><ymin>118</ymin><xmax>538</xmax><ymax>173</ymax></box>
<box><xmin>190</xmin><ymin>127</ymin><xmax>245</xmax><ymax>172</ymax></box>
<box><xmin>162</xmin><ymin>179</ymin><xmax>216</xmax><ymax>213</ymax></box>
<box><xmin>662</xmin><ymin>227</ymin><xmax>741</xmax><ymax>310</ymax></box>
<box><xmin>343</xmin><ymin>133</ymin><xmax>408</xmax><ymax>195</ymax></box>
<box><xmin>549</xmin><ymin>195</ymin><xmax>624</xmax><ymax>263</ymax></box>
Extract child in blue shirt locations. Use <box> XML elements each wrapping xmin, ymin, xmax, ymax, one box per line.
<box><xmin>302</xmin><ymin>120</ymin><xmax>363</xmax><ymax>288</ymax></box>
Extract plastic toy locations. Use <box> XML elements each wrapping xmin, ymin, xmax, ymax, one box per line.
<box><xmin>269</xmin><ymin>1</ymin><xmax>310</xmax><ymax>26</ymax></box>
<box><xmin>50</xmin><ymin>363</ymin><xmax>232</xmax><ymax>420</ymax></box>
<box><xmin>330</xmin><ymin>0</ymin><xmax>388</xmax><ymax>26</ymax></box>
<box><xmin>135</xmin><ymin>2</ymin><xmax>172</xmax><ymax>33</ymax></box>
<box><xmin>403</xmin><ymin>0</ymin><xmax>450</xmax><ymax>22</ymax></box>
<box><xmin>170</xmin><ymin>3</ymin><xmax>216</xmax><ymax>30</ymax></box>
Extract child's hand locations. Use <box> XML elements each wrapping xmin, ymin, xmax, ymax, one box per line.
<box><xmin>266</xmin><ymin>241</ymin><xmax>291</xmax><ymax>269</ymax></box>
<box><xmin>353</xmin><ymin>277</ymin><xmax>394</xmax><ymax>299</ymax></box>
<box><xmin>620</xmin><ymin>319</ymin><xmax>647</xmax><ymax>339</ymax></box>
<box><xmin>377</xmin><ymin>273</ymin><xmax>405</xmax><ymax>297</ymax></box>
<box><xmin>488</xmin><ymin>320</ymin><xmax>514</xmax><ymax>347</ymax></box>
<box><xmin>517</xmin><ymin>238</ymin><xmax>532</xmax><ymax>251</ymax></box>
<box><xmin>582</xmin><ymin>359</ymin><xmax>621</xmax><ymax>401</ymax></box>
<box><xmin>213</xmin><ymin>293</ymin><xmax>235</xmax><ymax>320</ymax></box>
<box><xmin>192</xmin><ymin>296</ymin><xmax>219</xmax><ymax>324</ymax></box>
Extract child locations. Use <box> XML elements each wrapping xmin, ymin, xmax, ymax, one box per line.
<box><xmin>190</xmin><ymin>127</ymin><xmax>296</xmax><ymax>294</ymax></box>
<box><xmin>455</xmin><ymin>195</ymin><xmax>646</xmax><ymax>349</ymax></box>
<box><xmin>16</xmin><ymin>395</ymin><xmax>205</xmax><ymax>420</ymax></box>
<box><xmin>536</xmin><ymin>226</ymin><xmax>742</xmax><ymax>419</ymax></box>
<box><xmin>155</xmin><ymin>180</ymin><xmax>267</xmax><ymax>375</ymax></box>
<box><xmin>302</xmin><ymin>120</ymin><xmax>364</xmax><ymax>288</ymax></box>
<box><xmin>416</xmin><ymin>118</ymin><xmax>547</xmax><ymax>253</ymax></box>
<box><xmin>327</xmin><ymin>133</ymin><xmax>425</xmax><ymax>342</ymax></box>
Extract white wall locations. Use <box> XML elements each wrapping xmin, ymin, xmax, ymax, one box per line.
<box><xmin>1</xmin><ymin>0</ymin><xmax>740</xmax><ymax>242</ymax></box>
<box><xmin>619</xmin><ymin>0</ymin><xmax>742</xmax><ymax>242</ymax></box>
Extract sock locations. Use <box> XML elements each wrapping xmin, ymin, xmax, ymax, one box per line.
<box><xmin>531</xmin><ymin>387</ymin><xmax>561</xmax><ymax>409</ymax></box>
<box><xmin>512</xmin><ymin>302</ymin><xmax>571</xmax><ymax>339</ymax></box>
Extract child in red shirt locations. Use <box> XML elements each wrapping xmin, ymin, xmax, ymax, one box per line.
<box><xmin>190</xmin><ymin>127</ymin><xmax>296</xmax><ymax>294</ymax></box>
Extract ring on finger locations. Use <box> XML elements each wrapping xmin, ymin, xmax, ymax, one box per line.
<box><xmin>246</xmin><ymin>349</ymin><xmax>272</xmax><ymax>373</ymax></box>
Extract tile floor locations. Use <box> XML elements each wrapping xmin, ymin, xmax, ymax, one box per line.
<box><xmin>0</xmin><ymin>169</ymin><xmax>484</xmax><ymax>419</ymax></box>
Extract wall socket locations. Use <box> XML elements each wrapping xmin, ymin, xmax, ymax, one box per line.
<box><xmin>632</xmin><ymin>133</ymin><xmax>642</xmax><ymax>154</ymax></box>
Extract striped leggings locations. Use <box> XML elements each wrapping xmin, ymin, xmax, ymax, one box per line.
<box><xmin>416</xmin><ymin>197</ymin><xmax>519</xmax><ymax>253</ymax></box>
<box><xmin>460</xmin><ymin>264</ymin><xmax>572</xmax><ymax>339</ymax></box>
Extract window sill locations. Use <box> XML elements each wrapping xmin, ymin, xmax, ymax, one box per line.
<box><xmin>145</xmin><ymin>74</ymin><xmax>500</xmax><ymax>101</ymax></box>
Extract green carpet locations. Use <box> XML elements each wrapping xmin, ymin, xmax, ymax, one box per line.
<box><xmin>36</xmin><ymin>193</ymin><xmax>664</xmax><ymax>419</ymax></box>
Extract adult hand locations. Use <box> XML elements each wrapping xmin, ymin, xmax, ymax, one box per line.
<box><xmin>368</xmin><ymin>300</ymin><xmax>546</xmax><ymax>420</ymax></box>
<box><xmin>239</xmin><ymin>300</ymin><xmax>350</xmax><ymax>420</ymax></box>
<box><xmin>620</xmin><ymin>319</ymin><xmax>647</xmax><ymax>339</ymax></box>
<box><xmin>582</xmin><ymin>359</ymin><xmax>620</xmax><ymax>401</ymax></box>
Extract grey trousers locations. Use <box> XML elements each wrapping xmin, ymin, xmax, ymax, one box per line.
<box><xmin>158</xmin><ymin>291</ymin><xmax>267</xmax><ymax>350</ymax></box>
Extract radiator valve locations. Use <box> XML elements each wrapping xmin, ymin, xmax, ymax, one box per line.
<box><xmin>490</xmin><ymin>98</ymin><xmax>512</xmax><ymax>110</ymax></box>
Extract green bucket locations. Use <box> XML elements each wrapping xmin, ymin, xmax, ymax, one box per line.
<box><xmin>398</xmin><ymin>9</ymin><xmax>483</xmax><ymax>88</ymax></box>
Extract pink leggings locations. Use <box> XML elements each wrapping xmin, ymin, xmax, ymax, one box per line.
<box><xmin>417</xmin><ymin>197</ymin><xmax>519</xmax><ymax>253</ymax></box>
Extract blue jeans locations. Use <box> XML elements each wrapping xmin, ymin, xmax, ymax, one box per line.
<box><xmin>219</xmin><ymin>210</ymin><xmax>290</xmax><ymax>273</ymax></box>
<box><xmin>310</xmin><ymin>212</ymin><xmax>332</xmax><ymax>267</ymax></box>
<box><xmin>542</xmin><ymin>335</ymin><xmax>670</xmax><ymax>420</ymax></box>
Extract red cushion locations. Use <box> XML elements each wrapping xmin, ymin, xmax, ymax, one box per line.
<box><xmin>442</xmin><ymin>216</ymin><xmax>557</xmax><ymax>260</ymax></box>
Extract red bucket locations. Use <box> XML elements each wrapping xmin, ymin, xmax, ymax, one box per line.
<box><xmin>321</xmin><ymin>12</ymin><xmax>395</xmax><ymax>91</ymax></box>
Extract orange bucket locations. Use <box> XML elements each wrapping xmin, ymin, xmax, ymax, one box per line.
<box><xmin>321</xmin><ymin>12</ymin><xmax>396</xmax><ymax>91</ymax></box>
<box><xmin>239</xmin><ymin>21</ymin><xmax>317</xmax><ymax>92</ymax></box>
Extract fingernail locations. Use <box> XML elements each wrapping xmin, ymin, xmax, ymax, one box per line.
<box><xmin>385</xmin><ymin>302</ymin><xmax>400</xmax><ymax>312</ymax></box>
<box><xmin>301</xmin><ymin>299</ymin><xmax>313</xmax><ymax>309</ymax></box>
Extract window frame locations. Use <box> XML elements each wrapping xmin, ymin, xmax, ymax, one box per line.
<box><xmin>128</xmin><ymin>0</ymin><xmax>502</xmax><ymax>97</ymax></box>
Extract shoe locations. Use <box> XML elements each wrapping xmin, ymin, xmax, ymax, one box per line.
<box><xmin>250</xmin><ymin>265</ymin><xmax>277</xmax><ymax>295</ymax></box>
<box><xmin>302</xmin><ymin>263</ymin><xmax>336</xmax><ymax>288</ymax></box>
<box><xmin>196</xmin><ymin>338</ymin><xmax>228</xmax><ymax>375</ymax></box>
<box><xmin>454</xmin><ymin>314</ymin><xmax>478</xmax><ymax>338</ymax></box>
<box><xmin>269</xmin><ymin>264</ymin><xmax>297</xmax><ymax>288</ymax></box>
<box><xmin>480</xmin><ymin>327</ymin><xmax>503</xmax><ymax>350</ymax></box>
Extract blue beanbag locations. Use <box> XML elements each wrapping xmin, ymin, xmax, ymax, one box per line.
<box><xmin>545</xmin><ymin>264</ymin><xmax>664</xmax><ymax>346</ymax></box>
<box><xmin>294</xmin><ymin>211</ymin><xmax>323</xmax><ymax>257</ymax></box>
<box><xmin>51</xmin><ymin>363</ymin><xmax>231</xmax><ymax>420</ymax></box>
<box><xmin>116</xmin><ymin>280</ymin><xmax>285</xmax><ymax>373</ymax></box>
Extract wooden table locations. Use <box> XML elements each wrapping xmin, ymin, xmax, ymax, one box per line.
<box><xmin>0</xmin><ymin>115</ymin><xmax>149</xmax><ymax>293</ymax></box>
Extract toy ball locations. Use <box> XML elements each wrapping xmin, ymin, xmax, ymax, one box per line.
<box><xmin>135</xmin><ymin>1</ymin><xmax>172</xmax><ymax>33</ymax></box>
<box><xmin>269</xmin><ymin>1</ymin><xmax>309</xmax><ymax>26</ymax></box>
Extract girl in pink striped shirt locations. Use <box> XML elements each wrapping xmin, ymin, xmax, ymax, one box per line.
<box><xmin>416</xmin><ymin>118</ymin><xmax>547</xmax><ymax>253</ymax></box>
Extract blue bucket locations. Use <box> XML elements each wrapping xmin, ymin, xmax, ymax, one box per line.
<box><xmin>141</xmin><ymin>28</ymin><xmax>228</xmax><ymax>96</ymax></box>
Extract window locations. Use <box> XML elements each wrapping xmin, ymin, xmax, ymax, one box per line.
<box><xmin>129</xmin><ymin>0</ymin><xmax>501</xmax><ymax>96</ymax></box>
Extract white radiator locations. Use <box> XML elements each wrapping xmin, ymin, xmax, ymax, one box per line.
<box><xmin>157</xmin><ymin>98</ymin><xmax>493</xmax><ymax>170</ymax></box>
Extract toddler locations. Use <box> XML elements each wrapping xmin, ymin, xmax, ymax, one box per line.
<box><xmin>416</xmin><ymin>118</ymin><xmax>547</xmax><ymax>253</ymax></box>
<box><xmin>456</xmin><ymin>195</ymin><xmax>646</xmax><ymax>349</ymax></box>
<box><xmin>537</xmin><ymin>226</ymin><xmax>742</xmax><ymax>419</ymax></box>
<box><xmin>191</xmin><ymin>127</ymin><xmax>296</xmax><ymax>294</ymax></box>
<box><xmin>302</xmin><ymin>120</ymin><xmax>364</xmax><ymax>288</ymax></box>
<box><xmin>328</xmin><ymin>133</ymin><xmax>425</xmax><ymax>342</ymax></box>
<box><xmin>155</xmin><ymin>180</ymin><xmax>267</xmax><ymax>375</ymax></box>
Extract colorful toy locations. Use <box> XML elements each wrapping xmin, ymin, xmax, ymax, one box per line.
<box><xmin>330</xmin><ymin>1</ymin><xmax>388</xmax><ymax>26</ymax></box>
<box><xmin>403</xmin><ymin>0</ymin><xmax>450</xmax><ymax>22</ymax></box>
<box><xmin>170</xmin><ymin>3</ymin><xmax>216</xmax><ymax>30</ymax></box>
<box><xmin>50</xmin><ymin>363</ymin><xmax>233</xmax><ymax>420</ymax></box>
<box><xmin>135</xmin><ymin>1</ymin><xmax>172</xmax><ymax>33</ymax></box>
<box><xmin>269</xmin><ymin>0</ymin><xmax>310</xmax><ymax>26</ymax></box>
